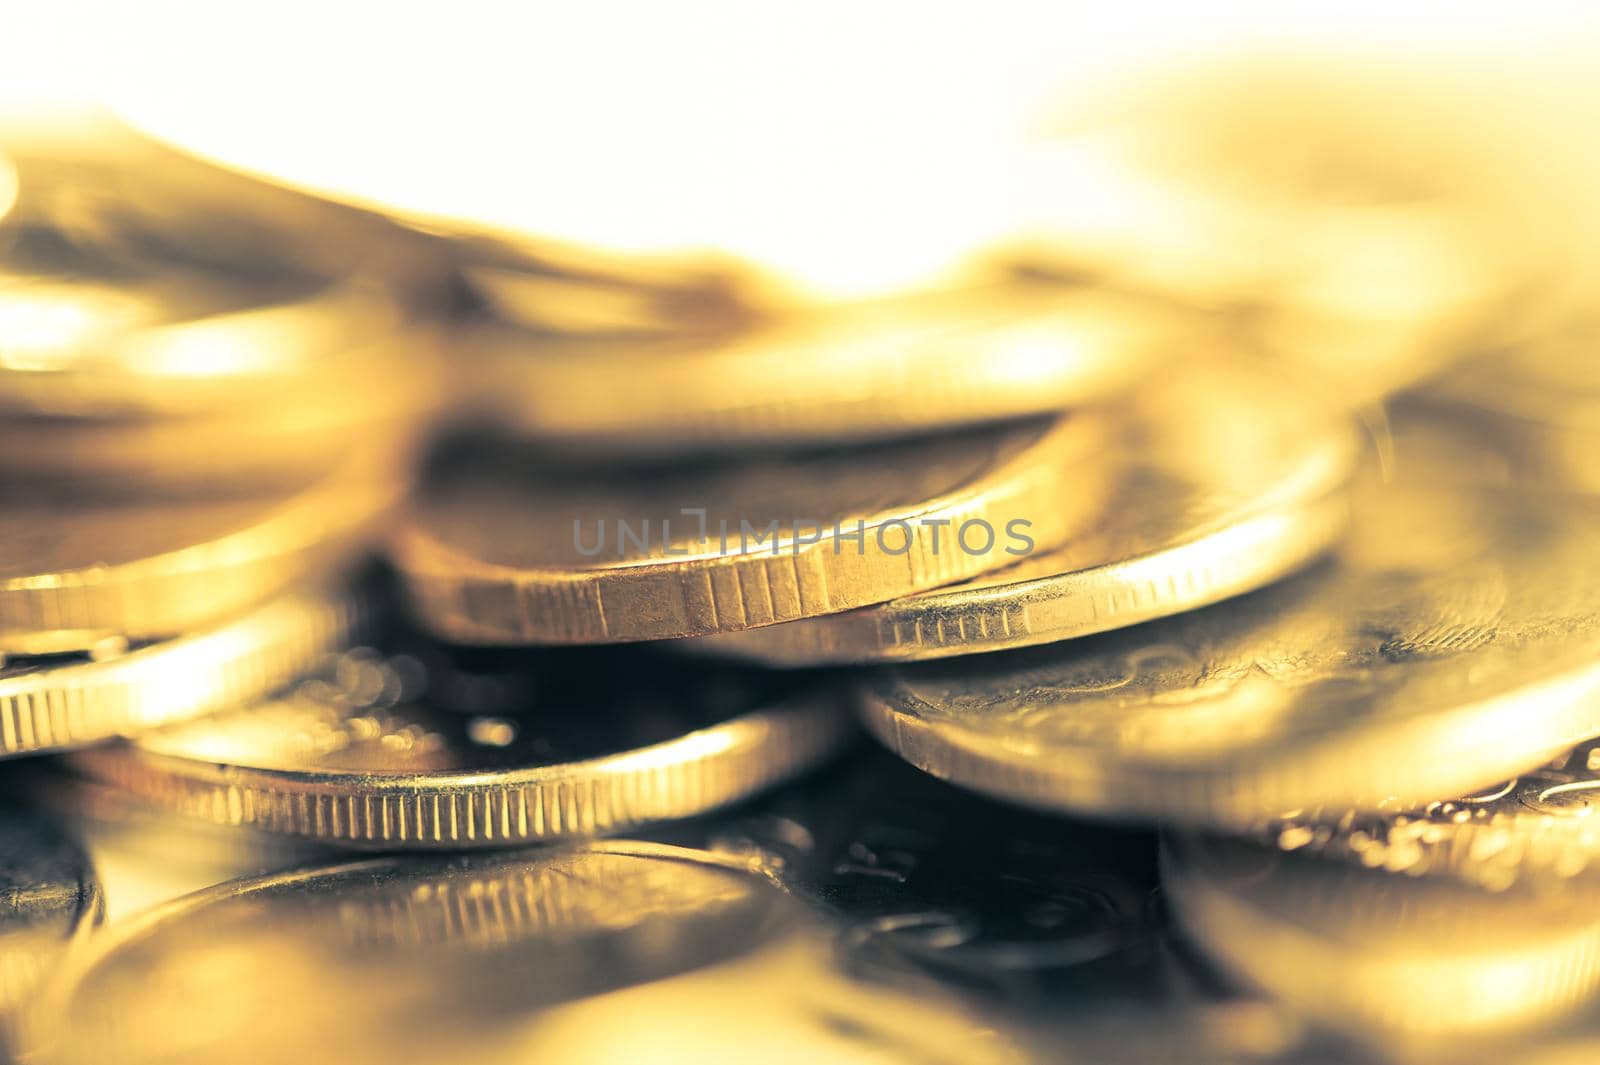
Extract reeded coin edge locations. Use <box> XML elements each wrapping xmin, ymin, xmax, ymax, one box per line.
<box><xmin>689</xmin><ymin>473</ymin><xmax>1354</xmax><ymax>665</ymax></box>
<box><xmin>393</xmin><ymin>415</ymin><xmax>1109</xmax><ymax>644</ymax></box>
<box><xmin>71</xmin><ymin>696</ymin><xmax>852</xmax><ymax>849</ymax></box>
<box><xmin>0</xmin><ymin>591</ymin><xmax>362</xmax><ymax>757</ymax></box>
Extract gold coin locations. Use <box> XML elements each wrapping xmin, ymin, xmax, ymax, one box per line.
<box><xmin>457</xmin><ymin>229</ymin><xmax>760</xmax><ymax>340</ymax></box>
<box><xmin>44</xmin><ymin>840</ymin><xmax>800</xmax><ymax>1065</ymax></box>
<box><xmin>0</xmin><ymin>589</ymin><xmax>361</xmax><ymax>759</ymax></box>
<box><xmin>1265</xmin><ymin>737</ymin><xmax>1600</xmax><ymax>894</ymax></box>
<box><xmin>859</xmin><ymin>410</ymin><xmax>1600</xmax><ymax>828</ymax></box>
<box><xmin>71</xmin><ymin>645</ymin><xmax>851</xmax><ymax>848</ymax></box>
<box><xmin>468</xmin><ymin>282</ymin><xmax>1171</xmax><ymax>450</ymax></box>
<box><xmin>1162</xmin><ymin>833</ymin><xmax>1600</xmax><ymax>1055</ymax></box>
<box><xmin>0</xmin><ymin>452</ymin><xmax>403</xmax><ymax>653</ymax></box>
<box><xmin>393</xmin><ymin>416</ymin><xmax>1107</xmax><ymax>644</ymax></box>
<box><xmin>0</xmin><ymin>110</ymin><xmax>452</xmax><ymax>303</ymax></box>
<box><xmin>0</xmin><ymin>796</ymin><xmax>101</xmax><ymax>1054</ymax></box>
<box><xmin>690</xmin><ymin>363</ymin><xmax>1357</xmax><ymax>664</ymax></box>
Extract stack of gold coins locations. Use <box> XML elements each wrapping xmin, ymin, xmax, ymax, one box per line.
<box><xmin>1</xmin><ymin>52</ymin><xmax>1598</xmax><ymax>1065</ymax></box>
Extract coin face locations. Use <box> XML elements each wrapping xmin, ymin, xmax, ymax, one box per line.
<box><xmin>1162</xmin><ymin>833</ymin><xmax>1600</xmax><ymax>1055</ymax></box>
<box><xmin>0</xmin><ymin>453</ymin><xmax>402</xmax><ymax>652</ymax></box>
<box><xmin>393</xmin><ymin>415</ymin><xmax>1107</xmax><ymax>643</ymax></box>
<box><xmin>70</xmin><ymin>643</ymin><xmax>851</xmax><ymax>847</ymax></box>
<box><xmin>690</xmin><ymin>362</ymin><xmax>1356</xmax><ymax>663</ymax></box>
<box><xmin>1265</xmin><ymin>737</ymin><xmax>1600</xmax><ymax>893</ymax></box>
<box><xmin>48</xmin><ymin>842</ymin><xmax>797</xmax><ymax>1065</ymax></box>
<box><xmin>471</xmin><ymin>282</ymin><xmax>1171</xmax><ymax>450</ymax></box>
<box><xmin>859</xmin><ymin>413</ymin><xmax>1600</xmax><ymax>828</ymax></box>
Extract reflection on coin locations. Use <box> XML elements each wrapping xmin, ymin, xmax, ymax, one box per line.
<box><xmin>1162</xmin><ymin>833</ymin><xmax>1600</xmax><ymax>1056</ymax></box>
<box><xmin>1266</xmin><ymin>738</ymin><xmax>1600</xmax><ymax>894</ymax></box>
<box><xmin>0</xmin><ymin>451</ymin><xmax>402</xmax><ymax>653</ymax></box>
<box><xmin>859</xmin><ymin>411</ymin><xmax>1600</xmax><ymax>828</ymax></box>
<box><xmin>691</xmin><ymin>363</ymin><xmax>1356</xmax><ymax>663</ymax></box>
<box><xmin>71</xmin><ymin>645</ymin><xmax>851</xmax><ymax>848</ymax></box>
<box><xmin>1417</xmin><ymin>341</ymin><xmax>1600</xmax><ymax>495</ymax></box>
<box><xmin>646</xmin><ymin>753</ymin><xmax>1331</xmax><ymax>1065</ymax></box>
<box><xmin>0</xmin><ymin>796</ymin><xmax>101</xmax><ymax>1054</ymax></box>
<box><xmin>471</xmin><ymin>283</ymin><xmax>1171</xmax><ymax>450</ymax></box>
<box><xmin>393</xmin><ymin>416</ymin><xmax>1107</xmax><ymax>644</ymax></box>
<box><xmin>0</xmin><ymin>589</ymin><xmax>361</xmax><ymax>758</ymax></box>
<box><xmin>47</xmin><ymin>841</ymin><xmax>797</xmax><ymax>1065</ymax></box>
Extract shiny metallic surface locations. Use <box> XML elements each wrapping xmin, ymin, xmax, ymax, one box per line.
<box><xmin>4</xmin><ymin>19</ymin><xmax>1600</xmax><ymax>1065</ymax></box>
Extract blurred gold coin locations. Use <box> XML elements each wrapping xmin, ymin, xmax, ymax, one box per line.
<box><xmin>45</xmin><ymin>841</ymin><xmax>799</xmax><ymax>1065</ymax></box>
<box><xmin>0</xmin><ymin>110</ymin><xmax>452</xmax><ymax>303</ymax></box>
<box><xmin>393</xmin><ymin>416</ymin><xmax>1107</xmax><ymax>644</ymax></box>
<box><xmin>1266</xmin><ymin>737</ymin><xmax>1600</xmax><ymax>894</ymax></box>
<box><xmin>0</xmin><ymin>453</ymin><xmax>403</xmax><ymax>653</ymax></box>
<box><xmin>72</xmin><ymin>645</ymin><xmax>850</xmax><ymax>848</ymax></box>
<box><xmin>0</xmin><ymin>589</ymin><xmax>361</xmax><ymax>759</ymax></box>
<box><xmin>1162</xmin><ymin>834</ymin><xmax>1600</xmax><ymax>1056</ymax></box>
<box><xmin>858</xmin><ymin>410</ymin><xmax>1600</xmax><ymax>828</ymax></box>
<box><xmin>690</xmin><ymin>363</ymin><xmax>1357</xmax><ymax>664</ymax></box>
<box><xmin>0</xmin><ymin>796</ymin><xmax>101</xmax><ymax>1054</ymax></box>
<box><xmin>468</xmin><ymin>282</ymin><xmax>1173</xmax><ymax>450</ymax></box>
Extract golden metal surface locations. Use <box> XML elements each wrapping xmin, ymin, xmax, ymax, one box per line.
<box><xmin>469</xmin><ymin>282</ymin><xmax>1174</xmax><ymax>450</ymax></box>
<box><xmin>0</xmin><ymin>590</ymin><xmax>361</xmax><ymax>758</ymax></box>
<box><xmin>43</xmin><ymin>841</ymin><xmax>798</xmax><ymax>1065</ymax></box>
<box><xmin>1266</xmin><ymin>737</ymin><xmax>1600</xmax><ymax>894</ymax></box>
<box><xmin>393</xmin><ymin>415</ymin><xmax>1108</xmax><ymax>644</ymax></box>
<box><xmin>859</xmin><ymin>412</ymin><xmax>1600</xmax><ymax>828</ymax></box>
<box><xmin>690</xmin><ymin>363</ymin><xmax>1357</xmax><ymax>664</ymax></box>
<box><xmin>71</xmin><ymin>646</ymin><xmax>851</xmax><ymax>848</ymax></box>
<box><xmin>0</xmin><ymin>797</ymin><xmax>101</xmax><ymax>1056</ymax></box>
<box><xmin>0</xmin><ymin>452</ymin><xmax>403</xmax><ymax>652</ymax></box>
<box><xmin>1162</xmin><ymin>833</ymin><xmax>1600</xmax><ymax>1055</ymax></box>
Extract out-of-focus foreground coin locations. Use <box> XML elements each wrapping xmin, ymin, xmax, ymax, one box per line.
<box><xmin>691</xmin><ymin>362</ymin><xmax>1356</xmax><ymax>664</ymax></box>
<box><xmin>470</xmin><ymin>282</ymin><xmax>1175</xmax><ymax>451</ymax></box>
<box><xmin>0</xmin><ymin>797</ymin><xmax>101</xmax><ymax>1054</ymax></box>
<box><xmin>42</xmin><ymin>841</ymin><xmax>798</xmax><ymax>1065</ymax></box>
<box><xmin>1265</xmin><ymin>737</ymin><xmax>1600</xmax><ymax>894</ymax></box>
<box><xmin>1161</xmin><ymin>833</ymin><xmax>1600</xmax><ymax>1057</ymax></box>
<box><xmin>393</xmin><ymin>416</ymin><xmax>1108</xmax><ymax>644</ymax></box>
<box><xmin>0</xmin><ymin>453</ymin><xmax>402</xmax><ymax>653</ymax></box>
<box><xmin>71</xmin><ymin>645</ymin><xmax>850</xmax><ymax>848</ymax></box>
<box><xmin>0</xmin><ymin>589</ymin><xmax>361</xmax><ymax>759</ymax></box>
<box><xmin>858</xmin><ymin>409</ymin><xmax>1600</xmax><ymax>828</ymax></box>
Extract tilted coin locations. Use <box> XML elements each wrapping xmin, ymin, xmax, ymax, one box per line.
<box><xmin>690</xmin><ymin>362</ymin><xmax>1356</xmax><ymax>663</ymax></box>
<box><xmin>70</xmin><ymin>644</ymin><xmax>851</xmax><ymax>848</ymax></box>
<box><xmin>456</xmin><ymin>229</ymin><xmax>760</xmax><ymax>340</ymax></box>
<box><xmin>0</xmin><ymin>796</ymin><xmax>101</xmax><ymax>1054</ymax></box>
<box><xmin>1265</xmin><ymin>737</ymin><xmax>1600</xmax><ymax>894</ymax></box>
<box><xmin>45</xmin><ymin>841</ymin><xmax>800</xmax><ymax>1065</ymax></box>
<box><xmin>0</xmin><ymin>589</ymin><xmax>361</xmax><ymax>759</ymax></box>
<box><xmin>393</xmin><ymin>416</ymin><xmax>1108</xmax><ymax>644</ymax></box>
<box><xmin>1162</xmin><ymin>833</ymin><xmax>1600</xmax><ymax>1056</ymax></box>
<box><xmin>0</xmin><ymin>265</ymin><xmax>445</xmax><ymax>489</ymax></box>
<box><xmin>469</xmin><ymin>282</ymin><xmax>1173</xmax><ymax>451</ymax></box>
<box><xmin>0</xmin><ymin>110</ymin><xmax>453</xmax><ymax>305</ymax></box>
<box><xmin>859</xmin><ymin>410</ymin><xmax>1600</xmax><ymax>828</ymax></box>
<box><xmin>0</xmin><ymin>451</ymin><xmax>403</xmax><ymax>653</ymax></box>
